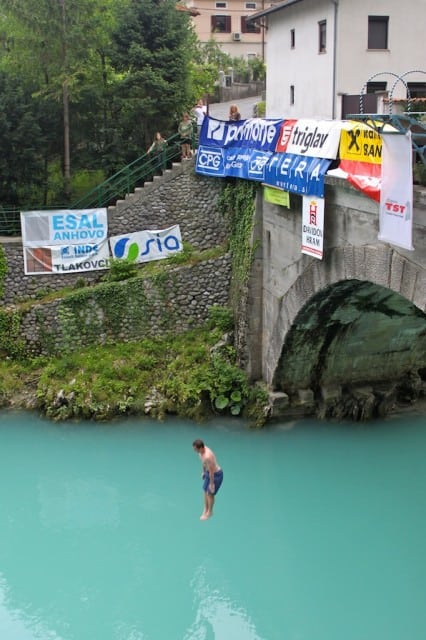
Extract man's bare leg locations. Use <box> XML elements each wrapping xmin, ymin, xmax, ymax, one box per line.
<box><xmin>200</xmin><ymin>492</ymin><xmax>209</xmax><ymax>519</ymax></box>
<box><xmin>200</xmin><ymin>494</ymin><xmax>214</xmax><ymax>520</ymax></box>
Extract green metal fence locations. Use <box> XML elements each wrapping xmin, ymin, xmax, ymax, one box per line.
<box><xmin>0</xmin><ymin>130</ymin><xmax>194</xmax><ymax>237</ymax></box>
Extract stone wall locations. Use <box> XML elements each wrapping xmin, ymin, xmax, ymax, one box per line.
<box><xmin>1</xmin><ymin>161</ymin><xmax>226</xmax><ymax>305</ymax></box>
<box><xmin>17</xmin><ymin>254</ymin><xmax>232</xmax><ymax>356</ymax></box>
<box><xmin>0</xmin><ymin>160</ymin><xmax>233</xmax><ymax>357</ymax></box>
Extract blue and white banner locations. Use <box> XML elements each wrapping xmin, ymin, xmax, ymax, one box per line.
<box><xmin>263</xmin><ymin>154</ymin><xmax>332</xmax><ymax>197</ymax></box>
<box><xmin>21</xmin><ymin>208</ymin><xmax>110</xmax><ymax>274</ymax></box>
<box><xmin>199</xmin><ymin>116</ymin><xmax>284</xmax><ymax>150</ymax></box>
<box><xmin>110</xmin><ymin>225</ymin><xmax>183</xmax><ymax>263</ymax></box>
<box><xmin>196</xmin><ymin>145</ymin><xmax>272</xmax><ymax>181</ymax></box>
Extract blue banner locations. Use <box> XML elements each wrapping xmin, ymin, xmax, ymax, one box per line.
<box><xmin>196</xmin><ymin>145</ymin><xmax>272</xmax><ymax>181</ymax></box>
<box><xmin>200</xmin><ymin>116</ymin><xmax>284</xmax><ymax>151</ymax></box>
<box><xmin>263</xmin><ymin>154</ymin><xmax>332</xmax><ymax>197</ymax></box>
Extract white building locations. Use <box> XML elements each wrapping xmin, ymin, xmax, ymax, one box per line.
<box><xmin>248</xmin><ymin>0</ymin><xmax>426</xmax><ymax>119</ymax></box>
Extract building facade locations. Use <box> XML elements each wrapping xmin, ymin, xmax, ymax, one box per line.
<box><xmin>184</xmin><ymin>0</ymin><xmax>273</xmax><ymax>60</ymax></box>
<box><xmin>249</xmin><ymin>0</ymin><xmax>426</xmax><ymax>119</ymax></box>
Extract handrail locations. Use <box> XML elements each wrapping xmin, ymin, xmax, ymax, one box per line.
<box><xmin>70</xmin><ymin>131</ymin><xmax>190</xmax><ymax>210</ymax></box>
<box><xmin>0</xmin><ymin>129</ymin><xmax>197</xmax><ymax>237</ymax></box>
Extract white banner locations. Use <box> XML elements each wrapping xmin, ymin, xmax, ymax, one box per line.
<box><xmin>379</xmin><ymin>132</ymin><xmax>414</xmax><ymax>250</ymax></box>
<box><xmin>276</xmin><ymin>119</ymin><xmax>343</xmax><ymax>159</ymax></box>
<box><xmin>302</xmin><ymin>196</ymin><xmax>325</xmax><ymax>259</ymax></box>
<box><xmin>110</xmin><ymin>225</ymin><xmax>183</xmax><ymax>263</ymax></box>
<box><xmin>21</xmin><ymin>208</ymin><xmax>110</xmax><ymax>274</ymax></box>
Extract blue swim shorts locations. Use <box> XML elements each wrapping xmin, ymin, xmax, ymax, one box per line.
<box><xmin>202</xmin><ymin>469</ymin><xmax>224</xmax><ymax>495</ymax></box>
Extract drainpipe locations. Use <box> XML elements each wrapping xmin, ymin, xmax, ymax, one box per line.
<box><xmin>330</xmin><ymin>0</ymin><xmax>339</xmax><ymax>119</ymax></box>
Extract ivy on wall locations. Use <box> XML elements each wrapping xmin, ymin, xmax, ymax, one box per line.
<box><xmin>0</xmin><ymin>246</ymin><xmax>7</xmax><ymax>301</ymax></box>
<box><xmin>218</xmin><ymin>178</ymin><xmax>257</xmax><ymax>301</ymax></box>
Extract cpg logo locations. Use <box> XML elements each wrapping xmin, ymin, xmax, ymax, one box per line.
<box><xmin>206</xmin><ymin>119</ymin><xmax>226</xmax><ymax>141</ymax></box>
<box><xmin>197</xmin><ymin>148</ymin><xmax>223</xmax><ymax>174</ymax></box>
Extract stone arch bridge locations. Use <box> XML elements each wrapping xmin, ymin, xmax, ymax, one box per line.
<box><xmin>243</xmin><ymin>177</ymin><xmax>426</xmax><ymax>419</ymax></box>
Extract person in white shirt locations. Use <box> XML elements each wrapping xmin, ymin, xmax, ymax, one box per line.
<box><xmin>193</xmin><ymin>99</ymin><xmax>207</xmax><ymax>138</ymax></box>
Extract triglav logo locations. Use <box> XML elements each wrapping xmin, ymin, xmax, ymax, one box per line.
<box><xmin>277</xmin><ymin>119</ymin><xmax>342</xmax><ymax>159</ymax></box>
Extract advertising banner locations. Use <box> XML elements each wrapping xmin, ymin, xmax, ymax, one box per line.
<box><xmin>378</xmin><ymin>132</ymin><xmax>414</xmax><ymax>251</ymax></box>
<box><xmin>199</xmin><ymin>116</ymin><xmax>284</xmax><ymax>151</ymax></box>
<box><xmin>196</xmin><ymin>145</ymin><xmax>272</xmax><ymax>181</ymax></box>
<box><xmin>263</xmin><ymin>186</ymin><xmax>290</xmax><ymax>208</ymax></box>
<box><xmin>110</xmin><ymin>225</ymin><xmax>183</xmax><ymax>263</ymax></box>
<box><xmin>301</xmin><ymin>196</ymin><xmax>325</xmax><ymax>259</ymax></box>
<box><xmin>276</xmin><ymin>119</ymin><xmax>343</xmax><ymax>159</ymax></box>
<box><xmin>263</xmin><ymin>153</ymin><xmax>332</xmax><ymax>197</ymax></box>
<box><xmin>21</xmin><ymin>208</ymin><xmax>110</xmax><ymax>274</ymax></box>
<box><xmin>338</xmin><ymin>121</ymin><xmax>382</xmax><ymax>201</ymax></box>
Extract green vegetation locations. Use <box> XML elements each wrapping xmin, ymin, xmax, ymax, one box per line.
<box><xmin>0</xmin><ymin>311</ymin><xmax>268</xmax><ymax>426</ymax></box>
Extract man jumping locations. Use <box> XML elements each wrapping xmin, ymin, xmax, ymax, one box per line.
<box><xmin>192</xmin><ymin>439</ymin><xmax>223</xmax><ymax>520</ymax></box>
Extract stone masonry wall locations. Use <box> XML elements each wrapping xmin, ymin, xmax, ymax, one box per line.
<box><xmin>1</xmin><ymin>162</ymin><xmax>226</xmax><ymax>305</ymax></box>
<box><xmin>17</xmin><ymin>255</ymin><xmax>232</xmax><ymax>356</ymax></box>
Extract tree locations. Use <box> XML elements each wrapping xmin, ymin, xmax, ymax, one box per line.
<box><xmin>109</xmin><ymin>0</ymin><xmax>194</xmax><ymax>154</ymax></box>
<box><xmin>0</xmin><ymin>72</ymin><xmax>46</xmax><ymax>205</ymax></box>
<box><xmin>0</xmin><ymin>0</ymin><xmax>117</xmax><ymax>198</ymax></box>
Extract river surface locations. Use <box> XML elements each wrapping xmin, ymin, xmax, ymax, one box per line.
<box><xmin>0</xmin><ymin>408</ymin><xmax>425</xmax><ymax>640</ymax></box>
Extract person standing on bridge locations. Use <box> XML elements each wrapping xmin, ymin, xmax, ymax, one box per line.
<box><xmin>192</xmin><ymin>439</ymin><xmax>223</xmax><ymax>520</ymax></box>
<box><xmin>193</xmin><ymin>99</ymin><xmax>207</xmax><ymax>139</ymax></box>
<box><xmin>229</xmin><ymin>104</ymin><xmax>241</xmax><ymax>121</ymax></box>
<box><xmin>178</xmin><ymin>112</ymin><xmax>193</xmax><ymax>160</ymax></box>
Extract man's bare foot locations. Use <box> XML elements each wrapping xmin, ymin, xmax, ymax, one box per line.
<box><xmin>200</xmin><ymin>512</ymin><xmax>212</xmax><ymax>520</ymax></box>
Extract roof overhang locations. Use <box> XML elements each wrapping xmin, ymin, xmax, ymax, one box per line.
<box><xmin>246</xmin><ymin>0</ymin><xmax>304</xmax><ymax>24</ymax></box>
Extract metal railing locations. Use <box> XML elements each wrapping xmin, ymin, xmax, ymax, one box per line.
<box><xmin>0</xmin><ymin>130</ymin><xmax>196</xmax><ymax>237</ymax></box>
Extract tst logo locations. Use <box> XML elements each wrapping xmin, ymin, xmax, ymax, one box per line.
<box><xmin>384</xmin><ymin>200</ymin><xmax>406</xmax><ymax>215</ymax></box>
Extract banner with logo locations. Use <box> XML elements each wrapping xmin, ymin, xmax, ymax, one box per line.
<box><xmin>196</xmin><ymin>145</ymin><xmax>272</xmax><ymax>181</ymax></box>
<box><xmin>337</xmin><ymin>121</ymin><xmax>382</xmax><ymax>202</ymax></box>
<box><xmin>263</xmin><ymin>186</ymin><xmax>290</xmax><ymax>208</ymax></box>
<box><xmin>199</xmin><ymin>116</ymin><xmax>284</xmax><ymax>151</ymax></box>
<box><xmin>276</xmin><ymin>119</ymin><xmax>343</xmax><ymax>159</ymax></box>
<box><xmin>263</xmin><ymin>153</ymin><xmax>332</xmax><ymax>197</ymax></box>
<box><xmin>21</xmin><ymin>208</ymin><xmax>110</xmax><ymax>274</ymax></box>
<box><xmin>378</xmin><ymin>132</ymin><xmax>414</xmax><ymax>251</ymax></box>
<box><xmin>110</xmin><ymin>225</ymin><xmax>183</xmax><ymax>263</ymax></box>
<box><xmin>302</xmin><ymin>196</ymin><xmax>325</xmax><ymax>259</ymax></box>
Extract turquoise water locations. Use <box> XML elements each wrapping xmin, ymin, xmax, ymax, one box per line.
<box><xmin>0</xmin><ymin>409</ymin><xmax>425</xmax><ymax>640</ymax></box>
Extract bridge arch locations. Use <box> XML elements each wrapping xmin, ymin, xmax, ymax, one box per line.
<box><xmin>266</xmin><ymin>244</ymin><xmax>426</xmax><ymax>395</ymax></box>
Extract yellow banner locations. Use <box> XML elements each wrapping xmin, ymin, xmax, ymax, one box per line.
<box><xmin>339</xmin><ymin>121</ymin><xmax>382</xmax><ymax>165</ymax></box>
<box><xmin>263</xmin><ymin>186</ymin><xmax>290</xmax><ymax>207</ymax></box>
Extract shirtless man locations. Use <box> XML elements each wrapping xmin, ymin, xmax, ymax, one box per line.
<box><xmin>192</xmin><ymin>439</ymin><xmax>223</xmax><ymax>520</ymax></box>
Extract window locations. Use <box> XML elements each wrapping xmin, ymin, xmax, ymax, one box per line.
<box><xmin>367</xmin><ymin>81</ymin><xmax>387</xmax><ymax>93</ymax></box>
<box><xmin>211</xmin><ymin>15</ymin><xmax>231</xmax><ymax>33</ymax></box>
<box><xmin>242</xmin><ymin>16</ymin><xmax>260</xmax><ymax>33</ymax></box>
<box><xmin>245</xmin><ymin>2</ymin><xmax>257</xmax><ymax>8</ymax></box>
<box><xmin>215</xmin><ymin>1</ymin><xmax>227</xmax><ymax>7</ymax></box>
<box><xmin>290</xmin><ymin>85</ymin><xmax>295</xmax><ymax>105</ymax></box>
<box><xmin>407</xmin><ymin>83</ymin><xmax>426</xmax><ymax>98</ymax></box>
<box><xmin>318</xmin><ymin>20</ymin><xmax>326</xmax><ymax>53</ymax></box>
<box><xmin>290</xmin><ymin>28</ymin><xmax>295</xmax><ymax>48</ymax></box>
<box><xmin>368</xmin><ymin>16</ymin><xmax>389</xmax><ymax>49</ymax></box>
